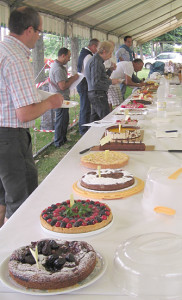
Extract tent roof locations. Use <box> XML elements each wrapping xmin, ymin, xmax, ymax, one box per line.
<box><xmin>1</xmin><ymin>0</ymin><xmax>182</xmax><ymax>44</ymax></box>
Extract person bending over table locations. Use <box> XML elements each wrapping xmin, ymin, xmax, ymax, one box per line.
<box><xmin>109</xmin><ymin>59</ymin><xmax>145</xmax><ymax>100</ymax></box>
<box><xmin>85</xmin><ymin>41</ymin><xmax>120</xmax><ymax>122</ymax></box>
<box><xmin>0</xmin><ymin>7</ymin><xmax>64</xmax><ymax>227</ymax></box>
<box><xmin>116</xmin><ymin>36</ymin><xmax>143</xmax><ymax>98</ymax></box>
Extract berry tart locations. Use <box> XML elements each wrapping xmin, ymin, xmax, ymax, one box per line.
<box><xmin>9</xmin><ymin>239</ymin><xmax>97</xmax><ymax>290</ymax></box>
<box><xmin>80</xmin><ymin>168</ymin><xmax>135</xmax><ymax>191</ymax></box>
<box><xmin>40</xmin><ymin>200</ymin><xmax>113</xmax><ymax>234</ymax></box>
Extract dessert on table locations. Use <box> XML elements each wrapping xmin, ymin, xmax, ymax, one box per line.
<box><xmin>40</xmin><ymin>199</ymin><xmax>113</xmax><ymax>233</ymax></box>
<box><xmin>8</xmin><ymin>239</ymin><xmax>97</xmax><ymax>290</ymax></box>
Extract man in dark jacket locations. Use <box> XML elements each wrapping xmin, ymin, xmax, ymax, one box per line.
<box><xmin>85</xmin><ymin>41</ymin><xmax>120</xmax><ymax>122</ymax></box>
<box><xmin>77</xmin><ymin>39</ymin><xmax>99</xmax><ymax>135</ymax></box>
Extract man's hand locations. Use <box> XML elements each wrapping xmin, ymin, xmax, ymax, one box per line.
<box><xmin>110</xmin><ymin>62</ymin><xmax>117</xmax><ymax>72</ymax></box>
<box><xmin>16</xmin><ymin>93</ymin><xmax>64</xmax><ymax>123</ymax></box>
<box><xmin>72</xmin><ymin>74</ymin><xmax>79</xmax><ymax>81</ymax></box>
<box><xmin>48</xmin><ymin>93</ymin><xmax>64</xmax><ymax>109</ymax></box>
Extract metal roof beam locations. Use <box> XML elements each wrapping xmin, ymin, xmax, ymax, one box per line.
<box><xmin>136</xmin><ymin>22</ymin><xmax>182</xmax><ymax>43</ymax></box>
<box><xmin>91</xmin><ymin>0</ymin><xmax>148</xmax><ymax>28</ymax></box>
<box><xmin>134</xmin><ymin>20</ymin><xmax>182</xmax><ymax>42</ymax></box>
<box><xmin>108</xmin><ymin>0</ymin><xmax>178</xmax><ymax>33</ymax></box>
<box><xmin>68</xmin><ymin>0</ymin><xmax>113</xmax><ymax>20</ymax></box>
<box><xmin>119</xmin><ymin>7</ymin><xmax>181</xmax><ymax>38</ymax></box>
<box><xmin>132</xmin><ymin>16</ymin><xmax>177</xmax><ymax>39</ymax></box>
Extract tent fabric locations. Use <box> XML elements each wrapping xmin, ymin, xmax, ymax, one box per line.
<box><xmin>1</xmin><ymin>0</ymin><xmax>182</xmax><ymax>44</ymax></box>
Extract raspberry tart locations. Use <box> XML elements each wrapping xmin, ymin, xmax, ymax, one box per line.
<box><xmin>80</xmin><ymin>168</ymin><xmax>135</xmax><ymax>191</ymax></box>
<box><xmin>9</xmin><ymin>239</ymin><xmax>96</xmax><ymax>290</ymax></box>
<box><xmin>40</xmin><ymin>200</ymin><xmax>113</xmax><ymax>234</ymax></box>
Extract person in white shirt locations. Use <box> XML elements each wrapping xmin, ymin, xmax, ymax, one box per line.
<box><xmin>108</xmin><ymin>59</ymin><xmax>145</xmax><ymax>104</ymax></box>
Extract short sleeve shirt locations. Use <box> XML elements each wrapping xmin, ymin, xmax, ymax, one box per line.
<box><xmin>111</xmin><ymin>61</ymin><xmax>134</xmax><ymax>80</ymax></box>
<box><xmin>49</xmin><ymin>60</ymin><xmax>70</xmax><ymax>100</ymax></box>
<box><xmin>116</xmin><ymin>48</ymin><xmax>130</xmax><ymax>62</ymax></box>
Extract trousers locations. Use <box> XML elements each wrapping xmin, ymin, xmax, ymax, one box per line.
<box><xmin>0</xmin><ymin>127</ymin><xmax>38</xmax><ymax>218</ymax></box>
<box><xmin>54</xmin><ymin>108</ymin><xmax>69</xmax><ymax>147</ymax></box>
<box><xmin>88</xmin><ymin>91</ymin><xmax>110</xmax><ymax>122</ymax></box>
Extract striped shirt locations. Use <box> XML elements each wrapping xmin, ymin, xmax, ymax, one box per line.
<box><xmin>0</xmin><ymin>35</ymin><xmax>40</xmax><ymax>128</ymax></box>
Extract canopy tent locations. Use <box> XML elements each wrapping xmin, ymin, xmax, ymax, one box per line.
<box><xmin>0</xmin><ymin>0</ymin><xmax>182</xmax><ymax>45</ymax></box>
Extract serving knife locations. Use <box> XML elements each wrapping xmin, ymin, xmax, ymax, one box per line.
<box><xmin>79</xmin><ymin>146</ymin><xmax>95</xmax><ymax>154</ymax></box>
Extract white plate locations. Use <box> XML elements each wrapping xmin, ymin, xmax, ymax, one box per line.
<box><xmin>61</xmin><ymin>100</ymin><xmax>79</xmax><ymax>108</ymax></box>
<box><xmin>41</xmin><ymin>218</ymin><xmax>113</xmax><ymax>238</ymax></box>
<box><xmin>0</xmin><ymin>252</ymin><xmax>107</xmax><ymax>296</ymax></box>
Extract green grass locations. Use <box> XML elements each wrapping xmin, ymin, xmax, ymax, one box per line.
<box><xmin>30</xmin><ymin>94</ymin><xmax>81</xmax><ymax>184</ymax></box>
<box><xmin>34</xmin><ymin>124</ymin><xmax>80</xmax><ymax>184</ymax></box>
<box><xmin>30</xmin><ymin>94</ymin><xmax>80</xmax><ymax>155</ymax></box>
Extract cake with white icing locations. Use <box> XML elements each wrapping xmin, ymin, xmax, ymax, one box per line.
<box><xmin>9</xmin><ymin>239</ymin><xmax>97</xmax><ymax>290</ymax></box>
<box><xmin>80</xmin><ymin>168</ymin><xmax>135</xmax><ymax>191</ymax></box>
<box><xmin>106</xmin><ymin>125</ymin><xmax>141</xmax><ymax>142</ymax></box>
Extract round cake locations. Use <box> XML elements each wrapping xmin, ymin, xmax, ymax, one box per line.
<box><xmin>80</xmin><ymin>168</ymin><xmax>135</xmax><ymax>191</ymax></box>
<box><xmin>106</xmin><ymin>125</ymin><xmax>141</xmax><ymax>141</ymax></box>
<box><xmin>9</xmin><ymin>239</ymin><xmax>97</xmax><ymax>290</ymax></box>
<box><xmin>81</xmin><ymin>151</ymin><xmax>129</xmax><ymax>169</ymax></box>
<box><xmin>40</xmin><ymin>199</ymin><xmax>113</xmax><ymax>233</ymax></box>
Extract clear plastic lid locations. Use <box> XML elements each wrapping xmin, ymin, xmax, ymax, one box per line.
<box><xmin>113</xmin><ymin>232</ymin><xmax>182</xmax><ymax>298</ymax></box>
<box><xmin>142</xmin><ymin>167</ymin><xmax>182</xmax><ymax>216</ymax></box>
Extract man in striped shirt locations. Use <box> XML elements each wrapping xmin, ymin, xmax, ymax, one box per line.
<box><xmin>0</xmin><ymin>7</ymin><xmax>63</xmax><ymax>227</ymax></box>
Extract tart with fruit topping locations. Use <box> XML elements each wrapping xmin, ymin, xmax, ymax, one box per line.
<box><xmin>40</xmin><ymin>200</ymin><xmax>113</xmax><ymax>234</ymax></box>
<box><xmin>9</xmin><ymin>239</ymin><xmax>97</xmax><ymax>290</ymax></box>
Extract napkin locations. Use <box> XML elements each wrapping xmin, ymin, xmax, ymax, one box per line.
<box><xmin>156</xmin><ymin>131</ymin><xmax>179</xmax><ymax>138</ymax></box>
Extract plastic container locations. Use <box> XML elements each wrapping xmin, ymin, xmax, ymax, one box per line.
<box><xmin>142</xmin><ymin>167</ymin><xmax>182</xmax><ymax>217</ymax></box>
<box><xmin>157</xmin><ymin>81</ymin><xmax>167</xmax><ymax>118</ymax></box>
<box><xmin>113</xmin><ymin>232</ymin><xmax>182</xmax><ymax>298</ymax></box>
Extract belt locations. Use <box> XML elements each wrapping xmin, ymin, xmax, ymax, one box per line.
<box><xmin>88</xmin><ymin>90</ymin><xmax>107</xmax><ymax>95</ymax></box>
<box><xmin>0</xmin><ymin>127</ymin><xmax>29</xmax><ymax>132</ymax></box>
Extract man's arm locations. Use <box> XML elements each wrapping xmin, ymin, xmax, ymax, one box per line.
<box><xmin>15</xmin><ymin>94</ymin><xmax>63</xmax><ymax>123</ymax></box>
<box><xmin>125</xmin><ymin>74</ymin><xmax>144</xmax><ymax>87</ymax></box>
<box><xmin>58</xmin><ymin>74</ymin><xmax>79</xmax><ymax>91</ymax></box>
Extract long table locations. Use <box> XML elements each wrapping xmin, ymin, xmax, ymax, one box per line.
<box><xmin>0</xmin><ymin>85</ymin><xmax>182</xmax><ymax>299</ymax></box>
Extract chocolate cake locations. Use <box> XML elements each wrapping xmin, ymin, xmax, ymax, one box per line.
<box><xmin>80</xmin><ymin>169</ymin><xmax>135</xmax><ymax>191</ymax></box>
<box><xmin>40</xmin><ymin>200</ymin><xmax>113</xmax><ymax>233</ymax></box>
<box><xmin>9</xmin><ymin>239</ymin><xmax>97</xmax><ymax>290</ymax></box>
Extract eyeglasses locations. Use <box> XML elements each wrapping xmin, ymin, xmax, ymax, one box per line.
<box><xmin>34</xmin><ymin>29</ymin><xmax>43</xmax><ymax>36</ymax></box>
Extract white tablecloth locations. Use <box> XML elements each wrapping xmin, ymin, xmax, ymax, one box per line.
<box><xmin>0</xmin><ymin>85</ymin><xmax>182</xmax><ymax>299</ymax></box>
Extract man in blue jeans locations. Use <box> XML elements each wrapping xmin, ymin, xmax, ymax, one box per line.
<box><xmin>49</xmin><ymin>48</ymin><xmax>78</xmax><ymax>147</ymax></box>
<box><xmin>77</xmin><ymin>39</ymin><xmax>99</xmax><ymax>135</ymax></box>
